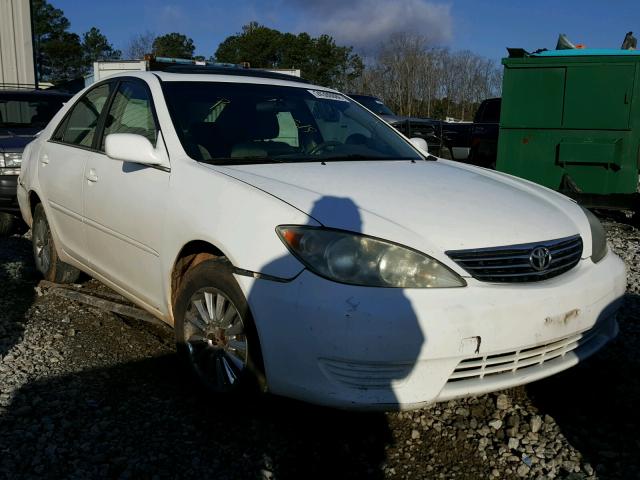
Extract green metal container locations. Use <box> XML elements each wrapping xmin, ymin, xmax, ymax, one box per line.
<box><xmin>497</xmin><ymin>49</ymin><xmax>640</xmax><ymax>211</ymax></box>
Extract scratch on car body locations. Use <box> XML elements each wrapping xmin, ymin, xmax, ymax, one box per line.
<box><xmin>545</xmin><ymin>308</ymin><xmax>581</xmax><ymax>326</ymax></box>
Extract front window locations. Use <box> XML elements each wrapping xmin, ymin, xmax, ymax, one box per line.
<box><xmin>0</xmin><ymin>93</ymin><xmax>68</xmax><ymax>130</ymax></box>
<box><xmin>162</xmin><ymin>82</ymin><xmax>421</xmax><ymax>165</ymax></box>
<box><xmin>101</xmin><ymin>81</ymin><xmax>158</xmax><ymax>150</ymax></box>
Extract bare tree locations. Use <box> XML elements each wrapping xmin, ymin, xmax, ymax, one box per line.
<box><xmin>351</xmin><ymin>34</ymin><xmax>502</xmax><ymax>121</ymax></box>
<box><xmin>124</xmin><ymin>31</ymin><xmax>156</xmax><ymax>60</ymax></box>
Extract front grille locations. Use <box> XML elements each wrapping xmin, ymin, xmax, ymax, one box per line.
<box><xmin>448</xmin><ymin>326</ymin><xmax>598</xmax><ymax>383</ymax></box>
<box><xmin>446</xmin><ymin>235</ymin><xmax>583</xmax><ymax>283</ymax></box>
<box><xmin>320</xmin><ymin>358</ymin><xmax>412</xmax><ymax>389</ymax></box>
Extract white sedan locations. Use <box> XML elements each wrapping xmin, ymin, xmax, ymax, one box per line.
<box><xmin>17</xmin><ymin>68</ymin><xmax>626</xmax><ymax>410</ymax></box>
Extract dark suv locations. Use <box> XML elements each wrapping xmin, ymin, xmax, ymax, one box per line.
<box><xmin>0</xmin><ymin>88</ymin><xmax>71</xmax><ymax>235</ymax></box>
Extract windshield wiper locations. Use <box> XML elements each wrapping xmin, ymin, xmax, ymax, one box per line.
<box><xmin>316</xmin><ymin>154</ymin><xmax>419</xmax><ymax>162</ymax></box>
<box><xmin>202</xmin><ymin>156</ymin><xmax>287</xmax><ymax>166</ymax></box>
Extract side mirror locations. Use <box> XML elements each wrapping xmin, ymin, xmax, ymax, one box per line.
<box><xmin>105</xmin><ymin>133</ymin><xmax>164</xmax><ymax>166</ymax></box>
<box><xmin>409</xmin><ymin>137</ymin><xmax>429</xmax><ymax>155</ymax></box>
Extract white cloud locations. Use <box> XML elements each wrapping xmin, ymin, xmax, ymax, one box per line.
<box><xmin>282</xmin><ymin>0</ymin><xmax>452</xmax><ymax>51</ymax></box>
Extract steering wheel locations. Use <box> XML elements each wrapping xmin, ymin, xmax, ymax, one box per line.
<box><xmin>308</xmin><ymin>141</ymin><xmax>342</xmax><ymax>155</ymax></box>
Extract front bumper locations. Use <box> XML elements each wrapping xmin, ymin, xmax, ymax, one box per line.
<box><xmin>237</xmin><ymin>250</ymin><xmax>626</xmax><ymax>410</ymax></box>
<box><xmin>0</xmin><ymin>174</ymin><xmax>19</xmax><ymax>214</ymax></box>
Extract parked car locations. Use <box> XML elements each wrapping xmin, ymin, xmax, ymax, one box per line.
<box><xmin>441</xmin><ymin>98</ymin><xmax>501</xmax><ymax>167</ymax></box>
<box><xmin>0</xmin><ymin>88</ymin><xmax>72</xmax><ymax>235</ymax></box>
<box><xmin>348</xmin><ymin>94</ymin><xmax>446</xmax><ymax>157</ymax></box>
<box><xmin>18</xmin><ymin>67</ymin><xmax>625</xmax><ymax>410</ymax></box>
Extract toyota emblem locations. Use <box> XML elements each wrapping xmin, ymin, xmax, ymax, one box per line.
<box><xmin>529</xmin><ymin>247</ymin><xmax>552</xmax><ymax>271</ymax></box>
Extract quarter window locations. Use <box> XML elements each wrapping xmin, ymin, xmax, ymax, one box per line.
<box><xmin>56</xmin><ymin>83</ymin><xmax>111</xmax><ymax>147</ymax></box>
<box><xmin>102</xmin><ymin>81</ymin><xmax>157</xmax><ymax>150</ymax></box>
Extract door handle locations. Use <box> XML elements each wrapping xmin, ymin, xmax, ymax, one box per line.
<box><xmin>41</xmin><ymin>154</ymin><xmax>49</xmax><ymax>165</ymax></box>
<box><xmin>86</xmin><ymin>169</ymin><xmax>98</xmax><ymax>183</ymax></box>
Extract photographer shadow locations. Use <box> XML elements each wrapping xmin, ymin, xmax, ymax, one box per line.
<box><xmin>0</xmin><ymin>197</ymin><xmax>426</xmax><ymax>479</ymax></box>
<box><xmin>0</xmin><ymin>234</ymin><xmax>37</xmax><ymax>360</ymax></box>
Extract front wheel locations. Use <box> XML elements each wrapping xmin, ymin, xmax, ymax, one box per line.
<box><xmin>173</xmin><ymin>259</ymin><xmax>265</xmax><ymax>394</ymax></box>
<box><xmin>32</xmin><ymin>203</ymin><xmax>81</xmax><ymax>283</ymax></box>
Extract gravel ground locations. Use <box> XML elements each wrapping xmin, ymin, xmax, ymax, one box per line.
<box><xmin>0</xmin><ymin>217</ymin><xmax>638</xmax><ymax>480</ymax></box>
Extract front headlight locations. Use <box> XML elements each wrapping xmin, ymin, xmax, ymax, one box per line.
<box><xmin>0</xmin><ymin>152</ymin><xmax>22</xmax><ymax>175</ymax></box>
<box><xmin>581</xmin><ymin>207</ymin><xmax>607</xmax><ymax>263</ymax></box>
<box><xmin>1</xmin><ymin>152</ymin><xmax>22</xmax><ymax>168</ymax></box>
<box><xmin>277</xmin><ymin>226</ymin><xmax>466</xmax><ymax>288</ymax></box>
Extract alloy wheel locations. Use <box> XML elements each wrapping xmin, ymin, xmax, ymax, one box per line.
<box><xmin>183</xmin><ymin>287</ymin><xmax>248</xmax><ymax>392</ymax></box>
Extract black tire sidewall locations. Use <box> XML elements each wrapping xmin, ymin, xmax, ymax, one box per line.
<box><xmin>173</xmin><ymin>259</ymin><xmax>265</xmax><ymax>394</ymax></box>
<box><xmin>32</xmin><ymin>204</ymin><xmax>80</xmax><ymax>284</ymax></box>
<box><xmin>32</xmin><ymin>204</ymin><xmax>57</xmax><ymax>280</ymax></box>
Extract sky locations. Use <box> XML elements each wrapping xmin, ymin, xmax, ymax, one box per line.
<box><xmin>54</xmin><ymin>0</ymin><xmax>640</xmax><ymax>63</ymax></box>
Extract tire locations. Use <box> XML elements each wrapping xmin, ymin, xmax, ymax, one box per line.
<box><xmin>174</xmin><ymin>259</ymin><xmax>265</xmax><ymax>395</ymax></box>
<box><xmin>0</xmin><ymin>213</ymin><xmax>16</xmax><ymax>237</ymax></box>
<box><xmin>32</xmin><ymin>203</ymin><xmax>81</xmax><ymax>284</ymax></box>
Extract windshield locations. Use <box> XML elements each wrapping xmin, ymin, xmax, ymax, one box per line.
<box><xmin>162</xmin><ymin>82</ymin><xmax>422</xmax><ymax>165</ymax></box>
<box><xmin>0</xmin><ymin>93</ymin><xmax>68</xmax><ymax>129</ymax></box>
<box><xmin>351</xmin><ymin>96</ymin><xmax>396</xmax><ymax>116</ymax></box>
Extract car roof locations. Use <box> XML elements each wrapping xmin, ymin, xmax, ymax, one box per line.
<box><xmin>109</xmin><ymin>70</ymin><xmax>337</xmax><ymax>93</ymax></box>
<box><xmin>160</xmin><ymin>64</ymin><xmax>311</xmax><ymax>83</ymax></box>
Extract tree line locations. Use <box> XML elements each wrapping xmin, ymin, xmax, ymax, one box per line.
<box><xmin>351</xmin><ymin>34</ymin><xmax>502</xmax><ymax>121</ymax></box>
<box><xmin>32</xmin><ymin>0</ymin><xmax>198</xmax><ymax>83</ymax></box>
<box><xmin>213</xmin><ymin>25</ymin><xmax>502</xmax><ymax>120</ymax></box>
<box><xmin>34</xmin><ymin>1</ymin><xmax>501</xmax><ymax>120</ymax></box>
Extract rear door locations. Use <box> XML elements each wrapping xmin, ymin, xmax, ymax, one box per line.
<box><xmin>40</xmin><ymin>82</ymin><xmax>113</xmax><ymax>263</ymax></box>
<box><xmin>83</xmin><ymin>79</ymin><xmax>169</xmax><ymax>309</ymax></box>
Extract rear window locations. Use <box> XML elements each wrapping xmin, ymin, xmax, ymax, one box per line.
<box><xmin>0</xmin><ymin>93</ymin><xmax>69</xmax><ymax>128</ymax></box>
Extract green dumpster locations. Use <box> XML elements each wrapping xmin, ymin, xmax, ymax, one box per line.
<box><xmin>496</xmin><ymin>49</ymin><xmax>640</xmax><ymax>213</ymax></box>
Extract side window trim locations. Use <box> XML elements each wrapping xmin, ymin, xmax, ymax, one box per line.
<box><xmin>49</xmin><ymin>80</ymin><xmax>116</xmax><ymax>152</ymax></box>
<box><xmin>51</xmin><ymin>114</ymin><xmax>70</xmax><ymax>142</ymax></box>
<box><xmin>93</xmin><ymin>79</ymin><xmax>121</xmax><ymax>152</ymax></box>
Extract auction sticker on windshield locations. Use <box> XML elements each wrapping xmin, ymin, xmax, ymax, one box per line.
<box><xmin>307</xmin><ymin>90</ymin><xmax>349</xmax><ymax>102</ymax></box>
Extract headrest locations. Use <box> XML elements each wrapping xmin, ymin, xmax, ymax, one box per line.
<box><xmin>247</xmin><ymin>111</ymin><xmax>279</xmax><ymax>140</ymax></box>
<box><xmin>190</xmin><ymin>122</ymin><xmax>218</xmax><ymax>141</ymax></box>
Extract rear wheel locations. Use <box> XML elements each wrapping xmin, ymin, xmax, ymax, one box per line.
<box><xmin>174</xmin><ymin>259</ymin><xmax>265</xmax><ymax>394</ymax></box>
<box><xmin>32</xmin><ymin>203</ymin><xmax>81</xmax><ymax>283</ymax></box>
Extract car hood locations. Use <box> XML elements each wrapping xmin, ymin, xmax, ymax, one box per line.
<box><xmin>0</xmin><ymin>130</ymin><xmax>36</xmax><ymax>152</ymax></box>
<box><xmin>212</xmin><ymin>160</ymin><xmax>590</xmax><ymax>268</ymax></box>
